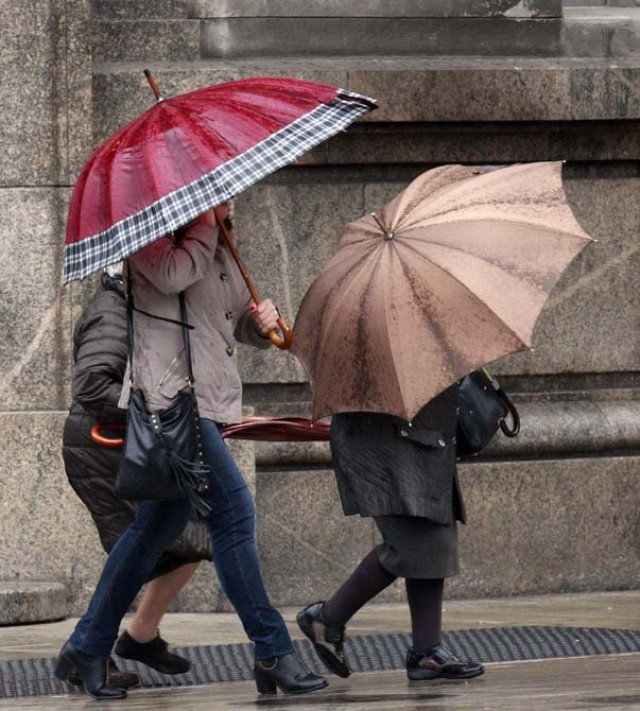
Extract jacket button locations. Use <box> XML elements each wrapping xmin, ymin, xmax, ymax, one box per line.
<box><xmin>456</xmin><ymin>407</ymin><xmax>460</xmax><ymax>415</ymax></box>
<box><xmin>225</xmin><ymin>311</ymin><xmax>233</xmax><ymax>320</ymax></box>
<box><xmin>220</xmin><ymin>273</ymin><xmax>228</xmax><ymax>282</ymax></box>
<box><xmin>438</xmin><ymin>439</ymin><xmax>446</xmax><ymax>447</ymax></box>
<box><xmin>226</xmin><ymin>346</ymin><xmax>235</xmax><ymax>357</ymax></box>
<box><xmin>400</xmin><ymin>429</ymin><xmax>408</xmax><ymax>437</ymax></box>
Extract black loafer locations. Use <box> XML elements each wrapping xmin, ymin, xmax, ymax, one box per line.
<box><xmin>406</xmin><ymin>644</ymin><xmax>484</xmax><ymax>680</ymax></box>
<box><xmin>297</xmin><ymin>601</ymin><xmax>351</xmax><ymax>678</ymax></box>
<box><xmin>68</xmin><ymin>657</ymin><xmax>139</xmax><ymax>689</ymax></box>
<box><xmin>114</xmin><ymin>630</ymin><xmax>190</xmax><ymax>675</ymax></box>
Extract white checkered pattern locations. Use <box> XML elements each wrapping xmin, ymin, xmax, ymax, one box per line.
<box><xmin>64</xmin><ymin>91</ymin><xmax>375</xmax><ymax>282</ymax></box>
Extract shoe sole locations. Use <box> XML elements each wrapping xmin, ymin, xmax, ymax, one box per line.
<box><xmin>281</xmin><ymin>680</ymin><xmax>329</xmax><ymax>695</ymax></box>
<box><xmin>296</xmin><ymin>611</ymin><xmax>351</xmax><ymax>679</ymax></box>
<box><xmin>408</xmin><ymin>667</ymin><xmax>485</xmax><ymax>681</ymax></box>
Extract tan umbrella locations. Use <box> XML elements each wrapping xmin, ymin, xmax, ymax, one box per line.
<box><xmin>292</xmin><ymin>162</ymin><xmax>593</xmax><ymax>422</ymax></box>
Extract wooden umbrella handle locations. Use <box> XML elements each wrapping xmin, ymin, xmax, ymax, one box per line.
<box><xmin>214</xmin><ymin>209</ymin><xmax>293</xmax><ymax>350</ymax></box>
<box><xmin>90</xmin><ymin>424</ymin><xmax>125</xmax><ymax>448</ymax></box>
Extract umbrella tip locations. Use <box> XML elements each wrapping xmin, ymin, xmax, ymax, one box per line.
<box><xmin>143</xmin><ymin>69</ymin><xmax>164</xmax><ymax>102</ymax></box>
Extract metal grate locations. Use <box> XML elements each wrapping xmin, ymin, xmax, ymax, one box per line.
<box><xmin>1</xmin><ymin>626</ymin><xmax>640</xmax><ymax>698</ymax></box>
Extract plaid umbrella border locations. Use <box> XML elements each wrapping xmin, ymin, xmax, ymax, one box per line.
<box><xmin>64</xmin><ymin>90</ymin><xmax>374</xmax><ymax>282</ymax></box>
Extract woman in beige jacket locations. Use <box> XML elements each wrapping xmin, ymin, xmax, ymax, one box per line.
<box><xmin>55</xmin><ymin>208</ymin><xmax>327</xmax><ymax>700</ymax></box>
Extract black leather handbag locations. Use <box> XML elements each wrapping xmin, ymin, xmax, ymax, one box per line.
<box><xmin>115</xmin><ymin>272</ymin><xmax>211</xmax><ymax>516</ymax></box>
<box><xmin>456</xmin><ymin>368</ymin><xmax>520</xmax><ymax>456</ymax></box>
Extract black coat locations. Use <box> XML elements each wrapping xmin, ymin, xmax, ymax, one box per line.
<box><xmin>329</xmin><ymin>385</ymin><xmax>466</xmax><ymax>525</ymax></box>
<box><xmin>62</xmin><ymin>274</ymin><xmax>211</xmax><ymax>578</ymax></box>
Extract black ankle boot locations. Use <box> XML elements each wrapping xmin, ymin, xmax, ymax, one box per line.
<box><xmin>114</xmin><ymin>630</ymin><xmax>190</xmax><ymax>675</ymax></box>
<box><xmin>254</xmin><ymin>654</ymin><xmax>328</xmax><ymax>695</ymax></box>
<box><xmin>68</xmin><ymin>657</ymin><xmax>139</xmax><ymax>689</ymax></box>
<box><xmin>406</xmin><ymin>644</ymin><xmax>484</xmax><ymax>680</ymax></box>
<box><xmin>54</xmin><ymin>642</ymin><xmax>127</xmax><ymax>700</ymax></box>
<box><xmin>297</xmin><ymin>601</ymin><xmax>350</xmax><ymax>678</ymax></box>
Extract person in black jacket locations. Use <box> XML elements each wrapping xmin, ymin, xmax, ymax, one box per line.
<box><xmin>297</xmin><ymin>386</ymin><xmax>484</xmax><ymax>682</ymax></box>
<box><xmin>62</xmin><ymin>265</ymin><xmax>212</xmax><ymax>685</ymax></box>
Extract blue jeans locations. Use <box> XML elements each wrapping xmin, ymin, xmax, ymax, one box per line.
<box><xmin>69</xmin><ymin>419</ymin><xmax>293</xmax><ymax>660</ymax></box>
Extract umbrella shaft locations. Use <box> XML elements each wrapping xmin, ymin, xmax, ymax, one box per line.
<box><xmin>216</xmin><ymin>217</ymin><xmax>260</xmax><ymax>303</ymax></box>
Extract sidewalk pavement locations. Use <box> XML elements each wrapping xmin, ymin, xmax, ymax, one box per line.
<box><xmin>1</xmin><ymin>590</ymin><xmax>639</xmax><ymax>709</ymax></box>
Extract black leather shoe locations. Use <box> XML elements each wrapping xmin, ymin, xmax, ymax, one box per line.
<box><xmin>68</xmin><ymin>657</ymin><xmax>139</xmax><ymax>689</ymax></box>
<box><xmin>297</xmin><ymin>601</ymin><xmax>351</xmax><ymax>678</ymax></box>
<box><xmin>114</xmin><ymin>630</ymin><xmax>190</xmax><ymax>675</ymax></box>
<box><xmin>406</xmin><ymin>644</ymin><xmax>484</xmax><ymax>680</ymax></box>
<box><xmin>254</xmin><ymin>654</ymin><xmax>328</xmax><ymax>695</ymax></box>
<box><xmin>54</xmin><ymin>642</ymin><xmax>127</xmax><ymax>700</ymax></box>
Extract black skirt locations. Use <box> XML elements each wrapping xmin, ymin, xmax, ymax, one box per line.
<box><xmin>373</xmin><ymin>515</ymin><xmax>459</xmax><ymax>579</ymax></box>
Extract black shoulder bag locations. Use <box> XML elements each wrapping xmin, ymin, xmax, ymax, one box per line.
<box><xmin>115</xmin><ymin>270</ymin><xmax>212</xmax><ymax>516</ymax></box>
<box><xmin>456</xmin><ymin>368</ymin><xmax>520</xmax><ymax>456</ymax></box>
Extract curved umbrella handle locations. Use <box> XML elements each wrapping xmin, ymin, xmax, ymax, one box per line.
<box><xmin>268</xmin><ymin>316</ymin><xmax>293</xmax><ymax>350</ymax></box>
<box><xmin>90</xmin><ymin>424</ymin><xmax>125</xmax><ymax>448</ymax></box>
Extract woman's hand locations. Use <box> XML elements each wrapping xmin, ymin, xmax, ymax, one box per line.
<box><xmin>250</xmin><ymin>299</ymin><xmax>279</xmax><ymax>336</ymax></box>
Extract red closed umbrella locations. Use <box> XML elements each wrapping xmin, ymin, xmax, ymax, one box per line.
<box><xmin>90</xmin><ymin>417</ymin><xmax>330</xmax><ymax>448</ymax></box>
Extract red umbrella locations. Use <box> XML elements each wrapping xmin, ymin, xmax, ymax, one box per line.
<box><xmin>90</xmin><ymin>417</ymin><xmax>330</xmax><ymax>448</ymax></box>
<box><xmin>64</xmin><ymin>73</ymin><xmax>375</xmax><ymax>285</ymax></box>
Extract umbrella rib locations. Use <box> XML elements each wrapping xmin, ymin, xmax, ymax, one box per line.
<box><xmin>400</xmin><ymin>216</ymin><xmax>589</xmax><ymax>244</ymax></box>
<box><xmin>394</xmin><ymin>248</ymin><xmax>472</xmax><ymax>382</ymax></box>
<box><xmin>373</xmin><ymin>248</ymin><xmax>406</xmax><ymax>414</ymax></box>
<box><xmin>400</xmin><ymin>227</ymin><xmax>551</xmax><ymax>288</ymax></box>
<box><xmin>398</xmin><ymin>240</ymin><xmax>530</xmax><ymax>350</ymax></box>
<box><xmin>167</xmin><ymin>100</ymin><xmax>242</xmax><ymax>154</ymax></box>
<box><xmin>313</xmin><ymin>245</ymin><xmax>384</xmax><ymax>366</ymax></box>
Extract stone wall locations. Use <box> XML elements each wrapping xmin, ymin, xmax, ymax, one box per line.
<box><xmin>0</xmin><ymin>0</ymin><xmax>639</xmax><ymax>617</ymax></box>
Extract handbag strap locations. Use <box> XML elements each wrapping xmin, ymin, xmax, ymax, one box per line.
<box><xmin>125</xmin><ymin>261</ymin><xmax>195</xmax><ymax>390</ymax></box>
<box><xmin>482</xmin><ymin>368</ymin><xmax>520</xmax><ymax>437</ymax></box>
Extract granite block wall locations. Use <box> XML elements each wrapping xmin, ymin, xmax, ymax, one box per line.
<box><xmin>1</xmin><ymin>0</ymin><xmax>638</xmax><ymax>617</ymax></box>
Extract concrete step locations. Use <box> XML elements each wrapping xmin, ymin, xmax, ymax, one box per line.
<box><xmin>563</xmin><ymin>6</ymin><xmax>640</xmax><ymax>55</ymax></box>
<box><xmin>0</xmin><ymin>582</ymin><xmax>67</xmax><ymax>625</ymax></box>
<box><xmin>93</xmin><ymin>20</ymin><xmax>201</xmax><ymax>63</ymax></box>
<box><xmin>190</xmin><ymin>0</ymin><xmax>563</xmax><ymax>19</ymax></box>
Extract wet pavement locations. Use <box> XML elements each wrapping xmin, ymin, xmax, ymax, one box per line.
<box><xmin>1</xmin><ymin>655</ymin><xmax>640</xmax><ymax>710</ymax></box>
<box><xmin>0</xmin><ymin>591</ymin><xmax>639</xmax><ymax>709</ymax></box>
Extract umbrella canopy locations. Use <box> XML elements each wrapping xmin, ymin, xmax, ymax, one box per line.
<box><xmin>292</xmin><ymin>162</ymin><xmax>593</xmax><ymax>422</ymax></box>
<box><xmin>64</xmin><ymin>76</ymin><xmax>376</xmax><ymax>283</ymax></box>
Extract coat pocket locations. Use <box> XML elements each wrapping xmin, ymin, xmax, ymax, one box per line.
<box><xmin>393</xmin><ymin>423</ymin><xmax>447</xmax><ymax>450</ymax></box>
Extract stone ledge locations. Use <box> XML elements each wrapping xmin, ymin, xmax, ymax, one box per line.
<box><xmin>254</xmin><ymin>399</ymin><xmax>640</xmax><ymax>468</ymax></box>
<box><xmin>92</xmin><ymin>59</ymin><xmax>640</xmax><ymax>136</ymax></box>
<box><xmin>189</xmin><ymin>0</ymin><xmax>563</xmax><ymax>19</ymax></box>
<box><xmin>0</xmin><ymin>582</ymin><xmax>67</xmax><ymax>625</ymax></box>
<box><xmin>201</xmin><ymin>18</ymin><xmax>563</xmax><ymax>59</ymax></box>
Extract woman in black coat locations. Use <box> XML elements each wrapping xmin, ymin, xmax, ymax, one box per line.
<box><xmin>62</xmin><ymin>267</ymin><xmax>212</xmax><ymax>682</ymax></box>
<box><xmin>297</xmin><ymin>385</ymin><xmax>484</xmax><ymax>681</ymax></box>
